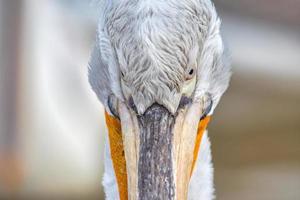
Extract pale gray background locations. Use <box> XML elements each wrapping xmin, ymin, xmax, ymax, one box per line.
<box><xmin>0</xmin><ymin>0</ymin><xmax>299</xmax><ymax>199</ymax></box>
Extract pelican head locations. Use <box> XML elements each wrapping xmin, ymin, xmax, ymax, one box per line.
<box><xmin>89</xmin><ymin>0</ymin><xmax>231</xmax><ymax>199</ymax></box>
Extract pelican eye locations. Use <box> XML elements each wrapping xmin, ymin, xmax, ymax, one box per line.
<box><xmin>120</xmin><ymin>71</ymin><xmax>125</xmax><ymax>78</ymax></box>
<box><xmin>182</xmin><ymin>65</ymin><xmax>197</xmax><ymax>96</ymax></box>
<box><xmin>185</xmin><ymin>66</ymin><xmax>196</xmax><ymax>81</ymax></box>
<box><xmin>189</xmin><ymin>69</ymin><xmax>194</xmax><ymax>75</ymax></box>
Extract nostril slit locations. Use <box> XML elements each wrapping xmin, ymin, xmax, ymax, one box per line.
<box><xmin>128</xmin><ymin>96</ymin><xmax>138</xmax><ymax>113</ymax></box>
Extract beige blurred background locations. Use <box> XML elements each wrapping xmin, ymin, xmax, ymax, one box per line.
<box><xmin>0</xmin><ymin>0</ymin><xmax>299</xmax><ymax>199</ymax></box>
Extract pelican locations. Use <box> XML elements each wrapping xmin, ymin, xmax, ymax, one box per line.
<box><xmin>88</xmin><ymin>0</ymin><xmax>231</xmax><ymax>199</ymax></box>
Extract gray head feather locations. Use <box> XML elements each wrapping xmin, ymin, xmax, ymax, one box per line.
<box><xmin>89</xmin><ymin>0</ymin><xmax>231</xmax><ymax>114</ymax></box>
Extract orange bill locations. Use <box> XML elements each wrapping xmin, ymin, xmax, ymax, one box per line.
<box><xmin>105</xmin><ymin>111</ymin><xmax>210</xmax><ymax>200</ymax></box>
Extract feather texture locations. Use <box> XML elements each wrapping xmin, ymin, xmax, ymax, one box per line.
<box><xmin>89</xmin><ymin>0</ymin><xmax>231</xmax><ymax>115</ymax></box>
<box><xmin>89</xmin><ymin>0</ymin><xmax>231</xmax><ymax>199</ymax></box>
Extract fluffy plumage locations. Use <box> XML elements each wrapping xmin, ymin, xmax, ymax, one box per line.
<box><xmin>89</xmin><ymin>0</ymin><xmax>231</xmax><ymax>199</ymax></box>
<box><xmin>89</xmin><ymin>0</ymin><xmax>231</xmax><ymax>115</ymax></box>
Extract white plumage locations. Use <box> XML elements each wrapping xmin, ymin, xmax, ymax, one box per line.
<box><xmin>89</xmin><ymin>0</ymin><xmax>231</xmax><ymax>199</ymax></box>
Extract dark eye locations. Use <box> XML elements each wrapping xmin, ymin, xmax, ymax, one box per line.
<box><xmin>121</xmin><ymin>71</ymin><xmax>125</xmax><ymax>78</ymax></box>
<box><xmin>185</xmin><ymin>66</ymin><xmax>196</xmax><ymax>80</ymax></box>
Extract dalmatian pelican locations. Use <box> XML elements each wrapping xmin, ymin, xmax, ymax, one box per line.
<box><xmin>88</xmin><ymin>0</ymin><xmax>231</xmax><ymax>199</ymax></box>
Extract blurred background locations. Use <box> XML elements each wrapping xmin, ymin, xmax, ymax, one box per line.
<box><xmin>0</xmin><ymin>0</ymin><xmax>299</xmax><ymax>199</ymax></box>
